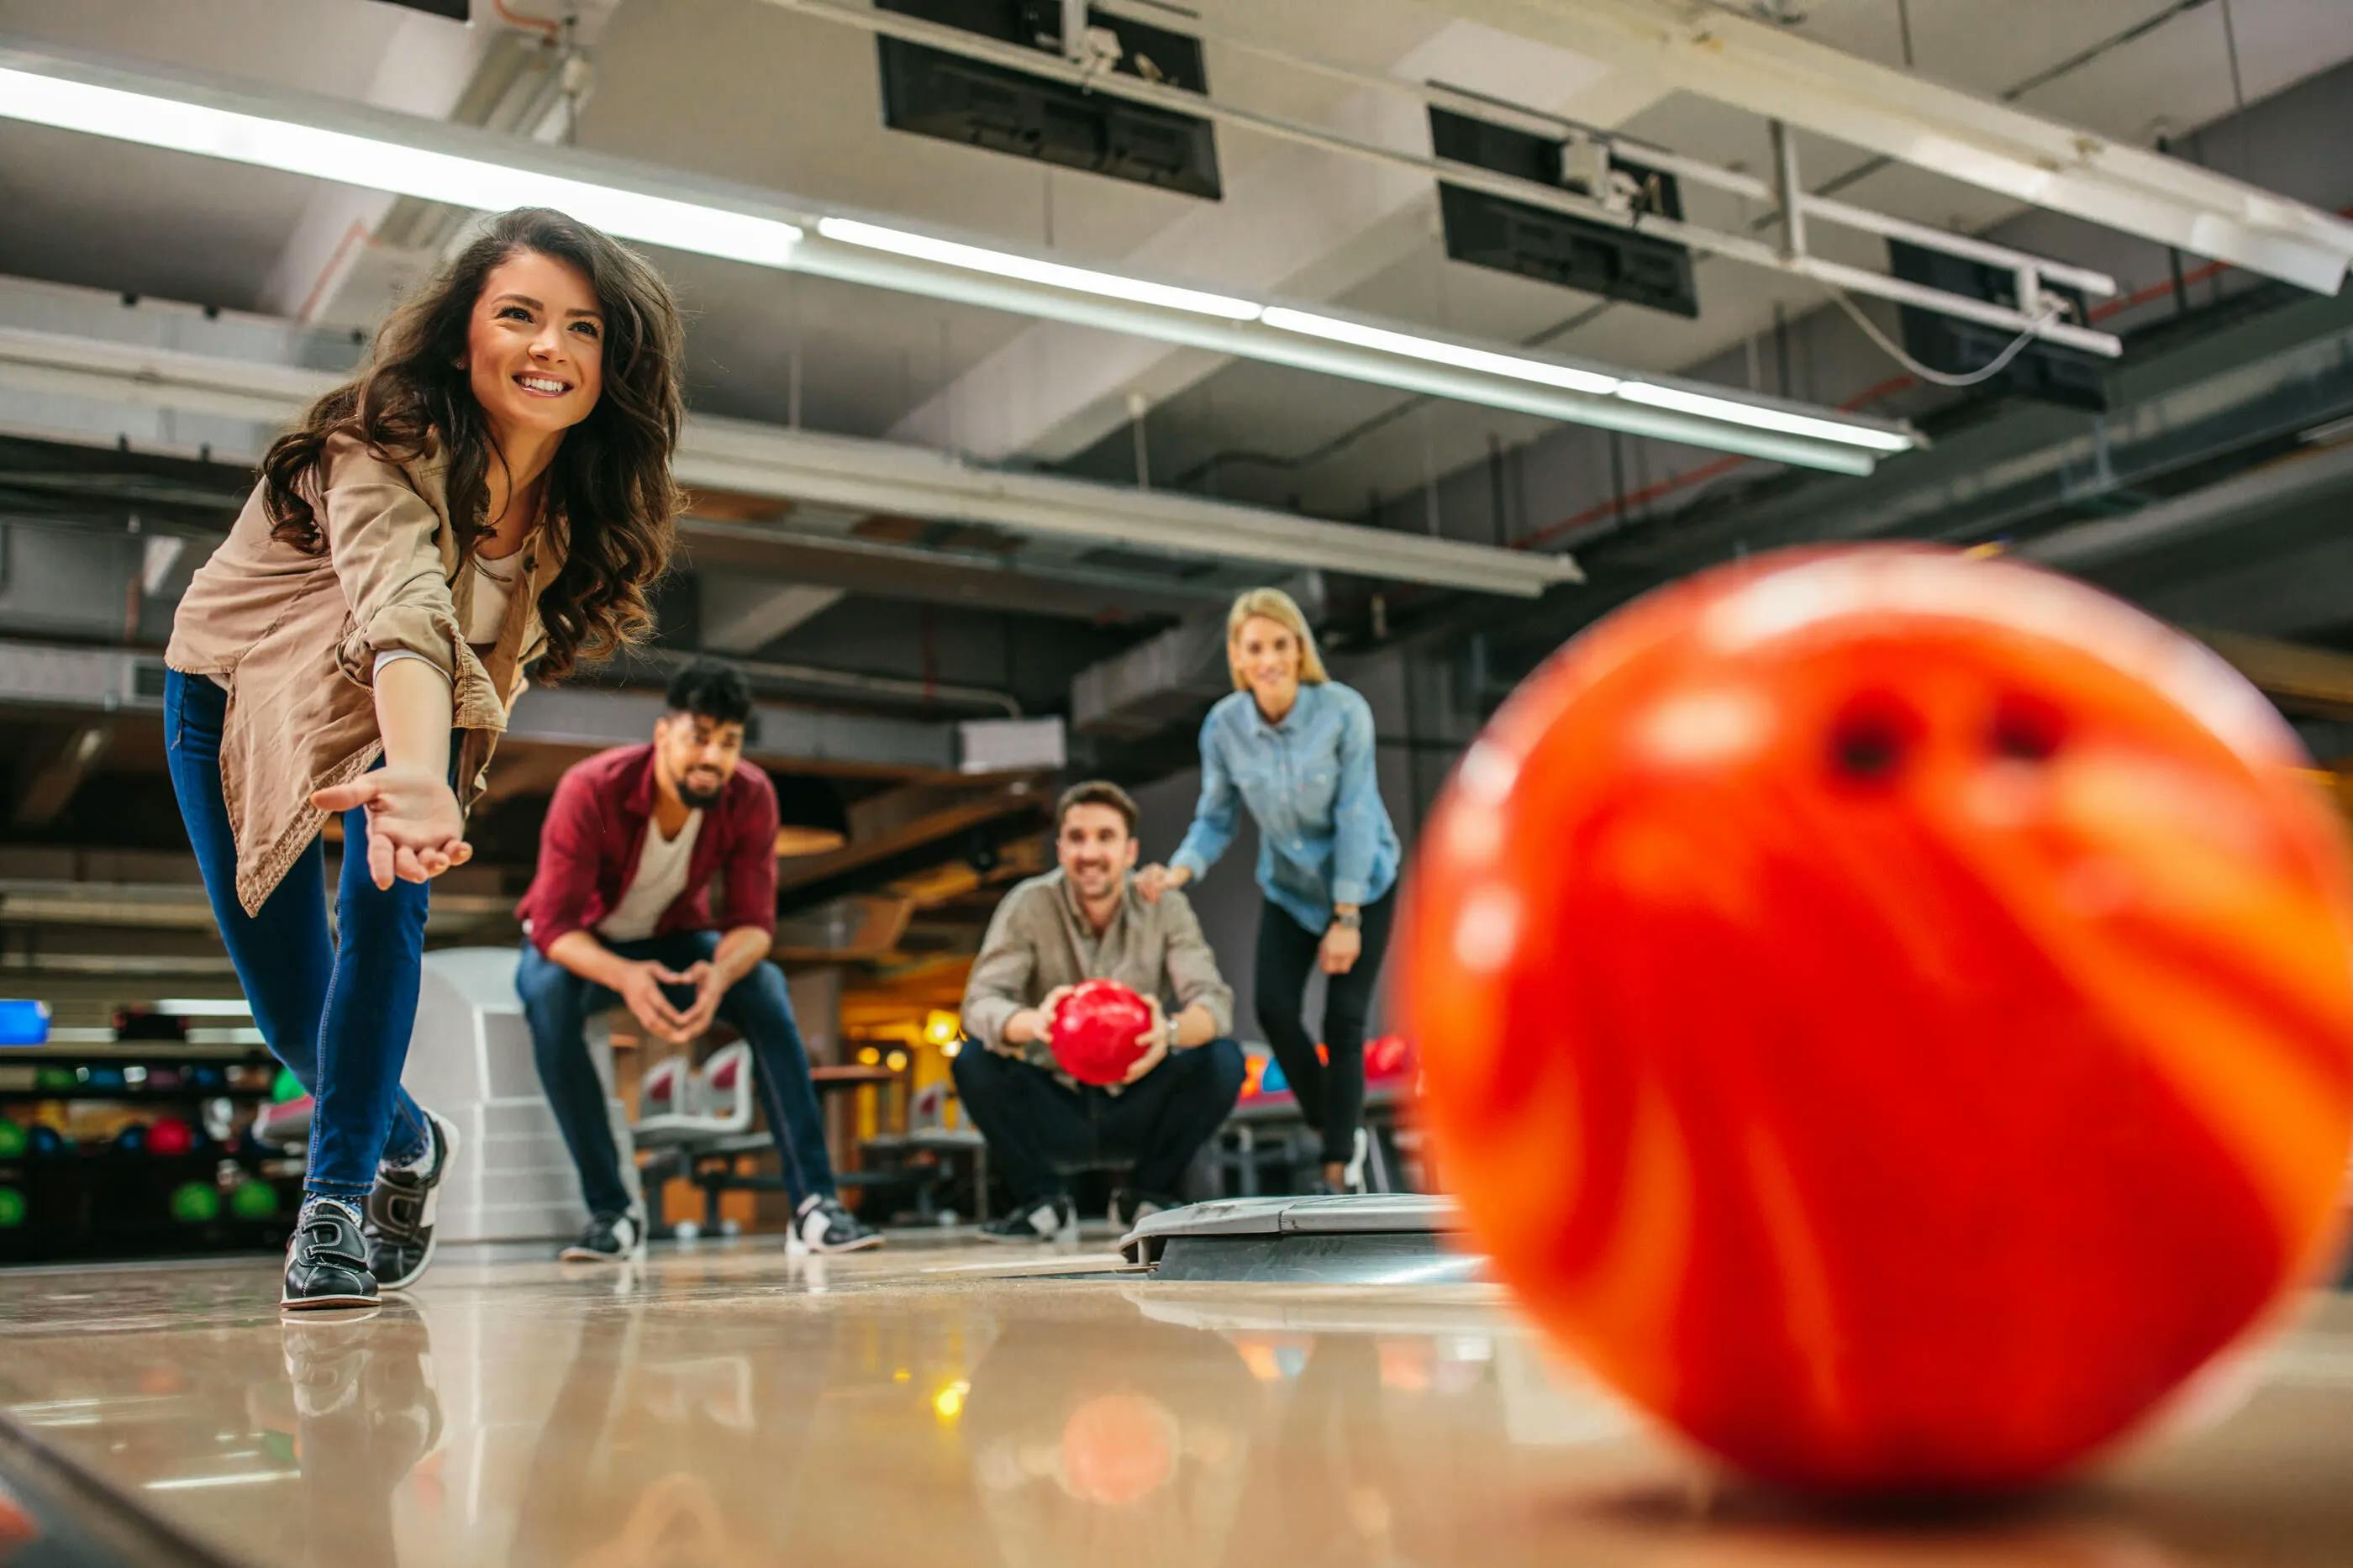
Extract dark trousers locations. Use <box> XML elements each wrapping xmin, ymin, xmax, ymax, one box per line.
<box><xmin>1253</xmin><ymin>888</ymin><xmax>1397</xmax><ymax>1165</ymax></box>
<box><xmin>950</xmin><ymin>1039</ymin><xmax>1245</xmax><ymax>1207</ymax></box>
<box><xmin>514</xmin><ymin>934</ymin><xmax>839</xmax><ymax>1217</ymax></box>
<box><xmin>164</xmin><ymin>670</ymin><xmax>433</xmax><ymax>1201</ymax></box>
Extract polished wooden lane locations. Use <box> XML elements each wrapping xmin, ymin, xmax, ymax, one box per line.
<box><xmin>0</xmin><ymin>1240</ymin><xmax>2346</xmax><ymax>1566</ymax></box>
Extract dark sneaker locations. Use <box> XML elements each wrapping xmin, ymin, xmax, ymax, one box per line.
<box><xmin>279</xmin><ymin>1301</ymin><xmax>442</xmax><ymax>1476</ymax></box>
<box><xmin>363</xmin><ymin>1107</ymin><xmax>460</xmax><ymax>1291</ymax></box>
<box><xmin>793</xmin><ymin>1194</ymin><xmax>883</xmax><ymax>1254</ymax></box>
<box><xmin>977</xmin><ymin>1195</ymin><xmax>1075</xmax><ymax>1243</ymax></box>
<box><xmin>282</xmin><ymin>1197</ymin><xmax>379</xmax><ymax>1311</ymax></box>
<box><xmin>560</xmin><ymin>1210</ymin><xmax>643</xmax><ymax>1262</ymax></box>
<box><xmin>1107</xmin><ymin>1189</ymin><xmax>1179</xmax><ymax>1231</ymax></box>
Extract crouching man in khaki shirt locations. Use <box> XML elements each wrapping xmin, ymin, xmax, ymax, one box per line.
<box><xmin>957</xmin><ymin>781</ymin><xmax>1245</xmax><ymax>1242</ymax></box>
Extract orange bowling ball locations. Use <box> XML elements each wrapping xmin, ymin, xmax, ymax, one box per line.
<box><xmin>1401</xmin><ymin>545</ymin><xmax>2353</xmax><ymax>1492</ymax></box>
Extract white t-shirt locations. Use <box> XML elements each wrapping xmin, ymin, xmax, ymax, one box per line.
<box><xmin>466</xmin><ymin>554</ymin><xmax>519</xmax><ymax>646</ymax></box>
<box><xmin>596</xmin><ymin>811</ymin><xmax>704</xmax><ymax>942</ymax></box>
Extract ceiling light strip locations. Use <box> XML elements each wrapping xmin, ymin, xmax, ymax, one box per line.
<box><xmin>0</xmin><ymin>66</ymin><xmax>805</xmax><ymax>267</ymax></box>
<box><xmin>0</xmin><ymin>45</ymin><xmax>1918</xmax><ymax>471</ymax></box>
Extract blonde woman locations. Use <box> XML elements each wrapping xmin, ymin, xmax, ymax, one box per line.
<box><xmin>1137</xmin><ymin>588</ymin><xmax>1403</xmax><ymax>1193</ymax></box>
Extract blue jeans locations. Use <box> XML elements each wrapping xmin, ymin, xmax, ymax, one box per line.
<box><xmin>514</xmin><ymin>934</ymin><xmax>840</xmax><ymax>1217</ymax></box>
<box><xmin>163</xmin><ymin>670</ymin><xmax>433</xmax><ymax>1202</ymax></box>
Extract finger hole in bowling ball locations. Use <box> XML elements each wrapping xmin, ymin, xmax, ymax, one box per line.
<box><xmin>1827</xmin><ymin>697</ymin><xmax>1917</xmax><ymax>784</ymax></box>
<box><xmin>1988</xmin><ymin>693</ymin><xmax>2066</xmax><ymax>762</ymax></box>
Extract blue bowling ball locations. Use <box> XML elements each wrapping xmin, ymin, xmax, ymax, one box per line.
<box><xmin>113</xmin><ymin>1124</ymin><xmax>150</xmax><ymax>1157</ymax></box>
<box><xmin>27</xmin><ymin>1126</ymin><xmax>70</xmax><ymax>1158</ymax></box>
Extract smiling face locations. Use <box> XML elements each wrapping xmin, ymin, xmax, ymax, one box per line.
<box><xmin>1233</xmin><ymin>614</ymin><xmax>1303</xmax><ymax>713</ymax></box>
<box><xmin>463</xmin><ymin>249</ymin><xmax>606</xmax><ymax>446</ymax></box>
<box><xmin>655</xmin><ymin>708</ymin><xmax>746</xmax><ymax>810</ymax></box>
<box><xmin>1057</xmin><ymin>802</ymin><xmax>1138</xmax><ymax>902</ymax></box>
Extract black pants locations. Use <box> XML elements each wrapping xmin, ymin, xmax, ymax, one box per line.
<box><xmin>1254</xmin><ymin>889</ymin><xmax>1396</xmax><ymax>1166</ymax></box>
<box><xmin>951</xmin><ymin>1039</ymin><xmax>1246</xmax><ymax>1207</ymax></box>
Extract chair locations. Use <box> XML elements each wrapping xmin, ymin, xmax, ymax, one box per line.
<box><xmin>632</xmin><ymin>1043</ymin><xmax>755</xmax><ymax>1147</ymax></box>
<box><xmin>254</xmin><ymin>1094</ymin><xmax>312</xmax><ymax>1151</ymax></box>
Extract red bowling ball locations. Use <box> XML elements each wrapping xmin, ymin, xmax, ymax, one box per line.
<box><xmin>1050</xmin><ymin>981</ymin><xmax>1156</xmax><ymax>1087</ymax></box>
<box><xmin>1401</xmin><ymin>545</ymin><xmax>2353</xmax><ymax>1493</ymax></box>
<box><xmin>1060</xmin><ymin>1393</ymin><xmax>1176</xmax><ymax>1507</ymax></box>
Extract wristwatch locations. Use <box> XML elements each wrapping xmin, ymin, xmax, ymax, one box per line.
<box><xmin>1330</xmin><ymin>908</ymin><xmax>1362</xmax><ymax>931</ymax></box>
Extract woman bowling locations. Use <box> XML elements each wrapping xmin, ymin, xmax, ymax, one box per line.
<box><xmin>165</xmin><ymin>207</ymin><xmax>687</xmax><ymax>1308</ymax></box>
<box><xmin>1137</xmin><ymin>587</ymin><xmax>1403</xmax><ymax>1194</ymax></box>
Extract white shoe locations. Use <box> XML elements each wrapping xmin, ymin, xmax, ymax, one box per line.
<box><xmin>977</xmin><ymin>1195</ymin><xmax>1075</xmax><ymax>1243</ymax></box>
<box><xmin>560</xmin><ymin>1210</ymin><xmax>644</xmax><ymax>1262</ymax></box>
<box><xmin>1341</xmin><ymin>1127</ymin><xmax>1371</xmax><ymax>1194</ymax></box>
<box><xmin>796</xmin><ymin>1194</ymin><xmax>883</xmax><ymax>1253</ymax></box>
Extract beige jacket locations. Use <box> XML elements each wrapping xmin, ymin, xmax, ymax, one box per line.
<box><xmin>166</xmin><ymin>431</ymin><xmax>563</xmax><ymax>915</ymax></box>
<box><xmin>961</xmin><ymin>870</ymin><xmax>1235</xmax><ymax>1089</ymax></box>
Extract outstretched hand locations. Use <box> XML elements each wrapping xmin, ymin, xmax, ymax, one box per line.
<box><xmin>310</xmin><ymin>769</ymin><xmax>471</xmax><ymax>890</ymax></box>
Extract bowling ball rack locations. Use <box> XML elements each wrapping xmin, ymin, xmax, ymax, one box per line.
<box><xmin>0</xmin><ymin>1048</ymin><xmax>297</xmax><ymax>1263</ymax></box>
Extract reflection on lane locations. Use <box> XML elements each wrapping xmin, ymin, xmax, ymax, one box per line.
<box><xmin>0</xmin><ymin>1250</ymin><xmax>2342</xmax><ymax>1566</ymax></box>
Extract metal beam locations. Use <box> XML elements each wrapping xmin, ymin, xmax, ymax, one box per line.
<box><xmin>774</xmin><ymin>782</ymin><xmax>1043</xmax><ymax>896</ymax></box>
<box><xmin>0</xmin><ymin>636</ymin><xmax>1001</xmax><ymax>781</ymax></box>
<box><xmin>2020</xmin><ymin>441</ymin><xmax>2353</xmax><ymax>572</ymax></box>
<box><xmin>677</xmin><ymin>518</ymin><xmax>1224</xmax><ymax>620</ymax></box>
<box><xmin>2197</xmin><ymin>631</ymin><xmax>2353</xmax><ymax>722</ymax></box>
<box><xmin>699</xmin><ymin>579</ymin><xmax>845</xmax><ymax>655</ymax></box>
<box><xmin>1429</xmin><ymin>0</ymin><xmax>2353</xmax><ymax>294</ymax></box>
<box><xmin>503</xmin><ymin>686</ymin><xmax>964</xmax><ymax>777</ymax></box>
<box><xmin>10</xmin><ymin>722</ymin><xmax>110</xmax><ymax>828</ymax></box>
<box><xmin>0</xmin><ymin>320</ymin><xmax>1589</xmax><ymax>597</ymax></box>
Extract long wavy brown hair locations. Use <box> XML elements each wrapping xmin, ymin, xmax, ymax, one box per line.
<box><xmin>260</xmin><ymin>207</ymin><xmax>687</xmax><ymax>682</ymax></box>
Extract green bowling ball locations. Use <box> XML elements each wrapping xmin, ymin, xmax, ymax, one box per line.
<box><xmin>169</xmin><ymin>1181</ymin><xmax>221</xmax><ymax>1224</ymax></box>
<box><xmin>229</xmin><ymin>1180</ymin><xmax>280</xmax><ymax>1221</ymax></box>
<box><xmin>0</xmin><ymin>1121</ymin><xmax>26</xmax><ymax>1160</ymax></box>
<box><xmin>0</xmin><ymin>1187</ymin><xmax>24</xmax><ymax>1229</ymax></box>
<box><xmin>34</xmin><ymin>1066</ymin><xmax>74</xmax><ymax>1092</ymax></box>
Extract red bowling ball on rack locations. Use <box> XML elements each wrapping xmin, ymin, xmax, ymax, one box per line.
<box><xmin>1049</xmin><ymin>981</ymin><xmax>1156</xmax><ymax>1087</ymax></box>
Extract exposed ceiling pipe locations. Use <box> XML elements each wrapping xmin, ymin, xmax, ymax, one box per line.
<box><xmin>1425</xmin><ymin>0</ymin><xmax>2353</xmax><ymax>293</ymax></box>
<box><xmin>619</xmin><ymin>645</ymin><xmax>1024</xmax><ymax>718</ymax></box>
<box><xmin>0</xmin><ymin>320</ymin><xmax>1580</xmax><ymax>597</ymax></box>
<box><xmin>761</xmin><ymin>0</ymin><xmax>2118</xmax><ymax>355</ymax></box>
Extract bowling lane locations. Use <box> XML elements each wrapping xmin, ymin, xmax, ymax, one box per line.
<box><xmin>0</xmin><ymin>1242</ymin><xmax>2345</xmax><ymax>1567</ymax></box>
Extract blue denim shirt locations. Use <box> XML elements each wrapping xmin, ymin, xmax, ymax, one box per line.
<box><xmin>1169</xmin><ymin>681</ymin><xmax>1402</xmax><ymax>934</ymax></box>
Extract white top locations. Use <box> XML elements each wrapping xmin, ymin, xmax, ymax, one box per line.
<box><xmin>361</xmin><ymin>552</ymin><xmax>523</xmax><ymax>688</ymax></box>
<box><xmin>597</xmin><ymin>810</ymin><xmax>704</xmax><ymax>942</ymax></box>
<box><xmin>465</xmin><ymin>554</ymin><xmax>518</xmax><ymax>647</ymax></box>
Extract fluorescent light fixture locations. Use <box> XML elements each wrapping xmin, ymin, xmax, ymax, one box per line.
<box><xmin>1262</xmin><ymin>306</ymin><xmax>1622</xmax><ymax>396</ymax></box>
<box><xmin>0</xmin><ymin>48</ymin><xmax>1921</xmax><ymax>471</ymax></box>
<box><xmin>1616</xmin><ymin>381</ymin><xmax>1916</xmax><ymax>452</ymax></box>
<box><xmin>155</xmin><ymin>998</ymin><xmax>252</xmax><ymax>1017</ymax></box>
<box><xmin>815</xmin><ymin>217</ymin><xmax>1261</xmax><ymax>320</ymax></box>
<box><xmin>187</xmin><ymin>1027</ymin><xmax>268</xmax><ymax>1045</ymax></box>
<box><xmin>0</xmin><ymin>67</ymin><xmax>803</xmax><ymax>267</ymax></box>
